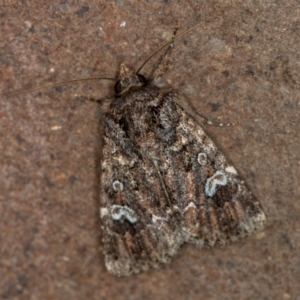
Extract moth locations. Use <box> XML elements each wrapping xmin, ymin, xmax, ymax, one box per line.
<box><xmin>9</xmin><ymin>22</ymin><xmax>266</xmax><ymax>277</ymax></box>
<box><xmin>99</xmin><ymin>26</ymin><xmax>266</xmax><ymax>276</ymax></box>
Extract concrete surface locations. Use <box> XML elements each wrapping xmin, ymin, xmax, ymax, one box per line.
<box><xmin>0</xmin><ymin>1</ymin><xmax>299</xmax><ymax>299</ymax></box>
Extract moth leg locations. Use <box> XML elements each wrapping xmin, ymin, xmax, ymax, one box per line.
<box><xmin>74</xmin><ymin>94</ymin><xmax>100</xmax><ymax>103</ymax></box>
<box><xmin>173</xmin><ymin>95</ymin><xmax>234</xmax><ymax>127</ymax></box>
<box><xmin>75</xmin><ymin>94</ymin><xmax>115</xmax><ymax>109</ymax></box>
<box><xmin>196</xmin><ymin>115</ymin><xmax>234</xmax><ymax>127</ymax></box>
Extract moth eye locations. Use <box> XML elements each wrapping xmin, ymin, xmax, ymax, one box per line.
<box><xmin>114</xmin><ymin>81</ymin><xmax>122</xmax><ymax>94</ymax></box>
<box><xmin>137</xmin><ymin>74</ymin><xmax>147</xmax><ymax>84</ymax></box>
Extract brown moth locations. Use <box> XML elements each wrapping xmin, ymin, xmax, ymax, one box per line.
<box><xmin>99</xmin><ymin>26</ymin><xmax>266</xmax><ymax>276</ymax></box>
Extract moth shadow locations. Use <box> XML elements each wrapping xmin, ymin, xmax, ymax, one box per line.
<box><xmin>91</xmin><ymin>105</ymin><xmax>105</xmax><ymax>254</ymax></box>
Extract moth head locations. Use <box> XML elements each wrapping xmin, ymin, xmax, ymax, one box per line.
<box><xmin>114</xmin><ymin>63</ymin><xmax>148</xmax><ymax>97</ymax></box>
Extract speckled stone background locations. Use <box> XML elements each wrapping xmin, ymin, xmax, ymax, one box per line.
<box><xmin>1</xmin><ymin>1</ymin><xmax>299</xmax><ymax>299</ymax></box>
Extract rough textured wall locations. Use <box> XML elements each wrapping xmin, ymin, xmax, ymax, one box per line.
<box><xmin>1</xmin><ymin>1</ymin><xmax>299</xmax><ymax>299</ymax></box>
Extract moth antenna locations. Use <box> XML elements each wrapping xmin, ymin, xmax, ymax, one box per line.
<box><xmin>7</xmin><ymin>77</ymin><xmax>116</xmax><ymax>98</ymax></box>
<box><xmin>8</xmin><ymin>19</ymin><xmax>208</xmax><ymax>98</ymax></box>
<box><xmin>136</xmin><ymin>18</ymin><xmax>210</xmax><ymax>74</ymax></box>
